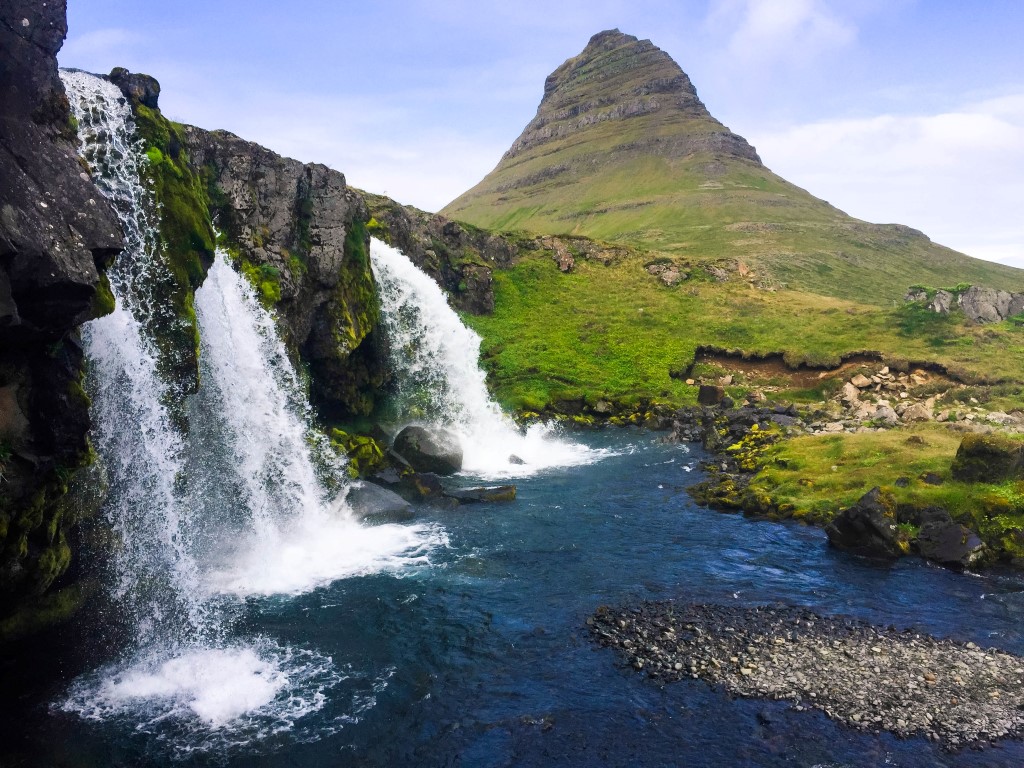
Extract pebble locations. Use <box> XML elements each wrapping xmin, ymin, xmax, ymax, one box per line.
<box><xmin>588</xmin><ymin>601</ymin><xmax>1024</xmax><ymax>751</ymax></box>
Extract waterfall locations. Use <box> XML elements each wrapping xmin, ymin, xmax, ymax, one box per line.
<box><xmin>61</xmin><ymin>69</ymin><xmax>205</xmax><ymax>644</ymax></box>
<box><xmin>370</xmin><ymin>238</ymin><xmax>607</xmax><ymax>478</ymax></box>
<box><xmin>58</xmin><ymin>70</ymin><xmax>442</xmax><ymax>747</ymax></box>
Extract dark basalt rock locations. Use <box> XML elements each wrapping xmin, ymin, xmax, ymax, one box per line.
<box><xmin>344</xmin><ymin>481</ymin><xmax>414</xmax><ymax>524</ymax></box>
<box><xmin>392</xmin><ymin>426</ymin><xmax>463</xmax><ymax>475</ymax></box>
<box><xmin>445</xmin><ymin>485</ymin><xmax>517</xmax><ymax>503</ymax></box>
<box><xmin>917</xmin><ymin>520</ymin><xmax>987</xmax><ymax>570</ymax></box>
<box><xmin>0</xmin><ymin>0</ymin><xmax>123</xmax><ymax>630</ymax></box>
<box><xmin>824</xmin><ymin>487</ymin><xmax>904</xmax><ymax>559</ymax></box>
<box><xmin>183</xmin><ymin>126</ymin><xmax>386</xmax><ymax>419</ymax></box>
<box><xmin>951</xmin><ymin>433</ymin><xmax>1024</xmax><ymax>483</ymax></box>
<box><xmin>108</xmin><ymin>67</ymin><xmax>160</xmax><ymax>109</ymax></box>
<box><xmin>697</xmin><ymin>385</ymin><xmax>725</xmax><ymax>406</ymax></box>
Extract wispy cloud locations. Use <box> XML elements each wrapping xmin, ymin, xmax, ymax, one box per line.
<box><xmin>706</xmin><ymin>0</ymin><xmax>856</xmax><ymax>66</ymax></box>
<box><xmin>748</xmin><ymin>92</ymin><xmax>1024</xmax><ymax>266</ymax></box>
<box><xmin>59</xmin><ymin>28</ymin><xmax>146</xmax><ymax>69</ymax></box>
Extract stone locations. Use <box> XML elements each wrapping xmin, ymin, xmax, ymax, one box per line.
<box><xmin>850</xmin><ymin>374</ymin><xmax>872</xmax><ymax>388</ymax></box>
<box><xmin>445</xmin><ymin>485</ymin><xmax>517</xmax><ymax>503</ymax></box>
<box><xmin>873</xmin><ymin>404</ymin><xmax>900</xmax><ymax>426</ymax></box>
<box><xmin>344</xmin><ymin>481</ymin><xmax>414</xmax><ymax>524</ymax></box>
<box><xmin>697</xmin><ymin>384</ymin><xmax>725</xmax><ymax>406</ymax></box>
<box><xmin>392</xmin><ymin>425</ymin><xmax>464</xmax><ymax>475</ymax></box>
<box><xmin>508</xmin><ymin>454</ymin><xmax>526</xmax><ymax>465</ymax></box>
<box><xmin>182</xmin><ymin>125</ymin><xmax>383</xmax><ymax>419</ymax></box>
<box><xmin>917</xmin><ymin>521</ymin><xmax>987</xmax><ymax>570</ymax></box>
<box><xmin>951</xmin><ymin>433</ymin><xmax>1024</xmax><ymax>483</ymax></box>
<box><xmin>824</xmin><ymin>487</ymin><xmax>904</xmax><ymax>558</ymax></box>
<box><xmin>901</xmin><ymin>402</ymin><xmax>933</xmax><ymax>422</ymax></box>
<box><xmin>960</xmin><ymin>285</ymin><xmax>1021</xmax><ymax>324</ymax></box>
<box><xmin>840</xmin><ymin>382</ymin><xmax>860</xmax><ymax>403</ymax></box>
<box><xmin>0</xmin><ymin>0</ymin><xmax>123</xmax><ymax>623</ymax></box>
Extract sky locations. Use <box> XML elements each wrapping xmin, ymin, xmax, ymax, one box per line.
<box><xmin>60</xmin><ymin>0</ymin><xmax>1024</xmax><ymax>268</ymax></box>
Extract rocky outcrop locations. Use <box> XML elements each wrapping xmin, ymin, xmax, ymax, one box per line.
<box><xmin>960</xmin><ymin>286</ymin><xmax>1024</xmax><ymax>324</ymax></box>
<box><xmin>0</xmin><ymin>1</ymin><xmax>123</xmax><ymax>628</ymax></box>
<box><xmin>362</xmin><ymin>191</ymin><xmax>635</xmax><ymax>315</ymax></box>
<box><xmin>183</xmin><ymin>126</ymin><xmax>385</xmax><ymax>419</ymax></box>
<box><xmin>824</xmin><ymin>487</ymin><xmax>905</xmax><ymax>559</ymax></box>
<box><xmin>905</xmin><ymin>284</ymin><xmax>1024</xmax><ymax>324</ymax></box>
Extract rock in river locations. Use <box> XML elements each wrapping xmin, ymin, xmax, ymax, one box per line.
<box><xmin>392</xmin><ymin>425</ymin><xmax>464</xmax><ymax>475</ymax></box>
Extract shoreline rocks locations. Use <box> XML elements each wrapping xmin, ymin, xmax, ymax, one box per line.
<box><xmin>589</xmin><ymin>600</ymin><xmax>1024</xmax><ymax>750</ymax></box>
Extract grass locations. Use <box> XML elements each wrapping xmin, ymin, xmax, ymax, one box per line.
<box><xmin>744</xmin><ymin>425</ymin><xmax>1024</xmax><ymax>559</ymax></box>
<box><xmin>464</xmin><ymin>250</ymin><xmax>1024</xmax><ymax>411</ymax></box>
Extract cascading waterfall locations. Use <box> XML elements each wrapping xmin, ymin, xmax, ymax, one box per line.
<box><xmin>370</xmin><ymin>238</ymin><xmax>608</xmax><ymax>478</ymax></box>
<box><xmin>58</xmin><ymin>70</ymin><xmax>442</xmax><ymax>749</ymax></box>
<box><xmin>61</xmin><ymin>69</ymin><xmax>206</xmax><ymax>645</ymax></box>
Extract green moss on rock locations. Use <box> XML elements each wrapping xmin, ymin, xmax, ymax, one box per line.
<box><xmin>129</xmin><ymin>101</ymin><xmax>215</xmax><ymax>414</ymax></box>
<box><xmin>951</xmin><ymin>433</ymin><xmax>1024</xmax><ymax>483</ymax></box>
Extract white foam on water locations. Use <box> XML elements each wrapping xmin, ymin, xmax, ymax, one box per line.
<box><xmin>194</xmin><ymin>252</ymin><xmax>449</xmax><ymax>598</ymax></box>
<box><xmin>370</xmin><ymin>238</ymin><xmax>611</xmax><ymax>479</ymax></box>
<box><xmin>207</xmin><ymin>515</ymin><xmax>448</xmax><ymax>598</ymax></box>
<box><xmin>57</xmin><ymin>640</ymin><xmax>345</xmax><ymax>755</ymax></box>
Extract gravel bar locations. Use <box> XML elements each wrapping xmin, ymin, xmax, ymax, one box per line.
<box><xmin>588</xmin><ymin>601</ymin><xmax>1024</xmax><ymax>750</ymax></box>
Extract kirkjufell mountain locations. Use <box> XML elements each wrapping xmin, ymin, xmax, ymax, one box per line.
<box><xmin>443</xmin><ymin>30</ymin><xmax>1023</xmax><ymax>302</ymax></box>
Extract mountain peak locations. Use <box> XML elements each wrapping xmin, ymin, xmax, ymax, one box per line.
<box><xmin>506</xmin><ymin>28</ymin><xmax>748</xmax><ymax>163</ymax></box>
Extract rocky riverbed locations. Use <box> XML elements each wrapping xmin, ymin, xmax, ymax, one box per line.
<box><xmin>589</xmin><ymin>601</ymin><xmax>1024</xmax><ymax>750</ymax></box>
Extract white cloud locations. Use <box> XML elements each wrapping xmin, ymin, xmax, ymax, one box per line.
<box><xmin>58</xmin><ymin>28</ymin><xmax>145</xmax><ymax>69</ymax></box>
<box><xmin>707</xmin><ymin>0</ymin><xmax>856</xmax><ymax>66</ymax></box>
<box><xmin>748</xmin><ymin>92</ymin><xmax>1024</xmax><ymax>268</ymax></box>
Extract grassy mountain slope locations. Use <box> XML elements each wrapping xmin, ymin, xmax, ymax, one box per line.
<box><xmin>465</xmin><ymin>251</ymin><xmax>1024</xmax><ymax>411</ymax></box>
<box><xmin>443</xmin><ymin>30</ymin><xmax>1023</xmax><ymax>304</ymax></box>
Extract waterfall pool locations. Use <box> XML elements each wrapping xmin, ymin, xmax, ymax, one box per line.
<box><xmin>5</xmin><ymin>429</ymin><xmax>1024</xmax><ymax>767</ymax></box>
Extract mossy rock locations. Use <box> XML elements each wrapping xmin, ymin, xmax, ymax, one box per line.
<box><xmin>951</xmin><ymin>433</ymin><xmax>1024</xmax><ymax>483</ymax></box>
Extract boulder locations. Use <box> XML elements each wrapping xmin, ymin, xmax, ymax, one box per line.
<box><xmin>345</xmin><ymin>481</ymin><xmax>414</xmax><ymax>524</ymax></box>
<box><xmin>445</xmin><ymin>485</ymin><xmax>517</xmax><ymax>503</ymax></box>
<box><xmin>392</xmin><ymin>425</ymin><xmax>463</xmax><ymax>475</ymax></box>
<box><xmin>960</xmin><ymin>285</ymin><xmax>1020</xmax><ymax>324</ymax></box>
<box><xmin>508</xmin><ymin>454</ymin><xmax>526</xmax><ymax>465</ymax></box>
<box><xmin>850</xmin><ymin>374</ymin><xmax>871</xmax><ymax>388</ymax></box>
<box><xmin>950</xmin><ymin>433</ymin><xmax>1024</xmax><ymax>482</ymax></box>
<box><xmin>917</xmin><ymin>521</ymin><xmax>987</xmax><ymax>570</ymax></box>
<box><xmin>825</xmin><ymin>487</ymin><xmax>904</xmax><ymax>559</ymax></box>
<box><xmin>872</xmin><ymin>404</ymin><xmax>900</xmax><ymax>426</ymax></box>
<box><xmin>697</xmin><ymin>384</ymin><xmax>725</xmax><ymax>406</ymax></box>
<box><xmin>901</xmin><ymin>402</ymin><xmax>933</xmax><ymax>422</ymax></box>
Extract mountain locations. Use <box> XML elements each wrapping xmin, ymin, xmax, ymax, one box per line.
<box><xmin>443</xmin><ymin>30</ymin><xmax>1023</xmax><ymax>303</ymax></box>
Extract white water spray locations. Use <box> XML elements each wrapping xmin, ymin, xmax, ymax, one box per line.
<box><xmin>58</xmin><ymin>71</ymin><xmax>442</xmax><ymax>746</ymax></box>
<box><xmin>370</xmin><ymin>238</ymin><xmax>607</xmax><ymax>478</ymax></box>
<box><xmin>62</xmin><ymin>69</ymin><xmax>206</xmax><ymax>644</ymax></box>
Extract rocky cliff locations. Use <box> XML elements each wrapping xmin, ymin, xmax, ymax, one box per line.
<box><xmin>0</xmin><ymin>1</ymin><xmax>123</xmax><ymax>632</ymax></box>
<box><xmin>183</xmin><ymin>127</ymin><xmax>385</xmax><ymax>420</ymax></box>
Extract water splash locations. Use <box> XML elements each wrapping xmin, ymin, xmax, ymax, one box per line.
<box><xmin>370</xmin><ymin>238</ymin><xmax>609</xmax><ymax>478</ymax></box>
<box><xmin>191</xmin><ymin>253</ymin><xmax>446</xmax><ymax>599</ymax></box>
<box><xmin>58</xmin><ymin>71</ymin><xmax>442</xmax><ymax>749</ymax></box>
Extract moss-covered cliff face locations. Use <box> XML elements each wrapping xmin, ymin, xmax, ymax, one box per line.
<box><xmin>0</xmin><ymin>1</ymin><xmax>123</xmax><ymax>636</ymax></box>
<box><xmin>183</xmin><ymin>126</ymin><xmax>386</xmax><ymax>420</ymax></box>
<box><xmin>107</xmin><ymin>69</ymin><xmax>215</xmax><ymax>415</ymax></box>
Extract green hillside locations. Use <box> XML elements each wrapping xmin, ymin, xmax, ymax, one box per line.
<box><xmin>443</xmin><ymin>30</ymin><xmax>1023</xmax><ymax>304</ymax></box>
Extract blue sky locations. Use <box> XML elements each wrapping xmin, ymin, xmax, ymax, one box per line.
<box><xmin>60</xmin><ymin>0</ymin><xmax>1024</xmax><ymax>267</ymax></box>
